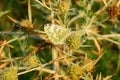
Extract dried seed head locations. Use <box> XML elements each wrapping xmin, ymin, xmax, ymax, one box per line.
<box><xmin>65</xmin><ymin>32</ymin><xmax>81</xmax><ymax>50</ymax></box>
<box><xmin>44</xmin><ymin>24</ymin><xmax>69</xmax><ymax>45</ymax></box>
<box><xmin>2</xmin><ymin>67</ymin><xmax>18</xmax><ymax>80</ymax></box>
<box><xmin>107</xmin><ymin>5</ymin><xmax>119</xmax><ymax>18</ymax></box>
<box><xmin>27</xmin><ymin>55</ymin><xmax>39</xmax><ymax>67</ymax></box>
<box><xmin>7</xmin><ymin>16</ymin><xmax>33</xmax><ymax>30</ymax></box>
<box><xmin>68</xmin><ymin>64</ymin><xmax>82</xmax><ymax>80</ymax></box>
<box><xmin>83</xmin><ymin>59</ymin><xmax>95</xmax><ymax>72</ymax></box>
<box><xmin>20</xmin><ymin>19</ymin><xmax>33</xmax><ymax>29</ymax></box>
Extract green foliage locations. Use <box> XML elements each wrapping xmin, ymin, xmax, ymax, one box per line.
<box><xmin>0</xmin><ymin>0</ymin><xmax>120</xmax><ymax>80</ymax></box>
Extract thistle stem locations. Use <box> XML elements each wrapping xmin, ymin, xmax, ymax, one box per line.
<box><xmin>28</xmin><ymin>0</ymin><xmax>32</xmax><ymax>22</ymax></box>
<box><xmin>52</xmin><ymin>47</ymin><xmax>59</xmax><ymax>80</ymax></box>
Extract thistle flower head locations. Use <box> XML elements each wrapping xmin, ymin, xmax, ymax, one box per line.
<box><xmin>20</xmin><ymin>19</ymin><xmax>33</xmax><ymax>29</ymax></box>
<box><xmin>107</xmin><ymin>5</ymin><xmax>119</xmax><ymax>18</ymax></box>
<box><xmin>27</xmin><ymin>55</ymin><xmax>39</xmax><ymax>67</ymax></box>
<box><xmin>59</xmin><ymin>1</ymin><xmax>70</xmax><ymax>13</ymax></box>
<box><xmin>68</xmin><ymin>64</ymin><xmax>82</xmax><ymax>80</ymax></box>
<box><xmin>2</xmin><ymin>67</ymin><xmax>18</xmax><ymax>80</ymax></box>
<box><xmin>65</xmin><ymin>32</ymin><xmax>81</xmax><ymax>50</ymax></box>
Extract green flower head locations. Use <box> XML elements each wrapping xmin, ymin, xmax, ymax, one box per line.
<box><xmin>2</xmin><ymin>67</ymin><xmax>18</xmax><ymax>80</ymax></box>
<box><xmin>65</xmin><ymin>32</ymin><xmax>81</xmax><ymax>50</ymax></box>
<box><xmin>69</xmin><ymin>64</ymin><xmax>82</xmax><ymax>80</ymax></box>
<box><xmin>27</xmin><ymin>55</ymin><xmax>39</xmax><ymax>67</ymax></box>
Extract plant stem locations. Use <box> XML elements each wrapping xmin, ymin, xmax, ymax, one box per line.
<box><xmin>87</xmin><ymin>0</ymin><xmax>113</xmax><ymax>29</ymax></box>
<box><xmin>8</xmin><ymin>47</ymin><xmax>14</xmax><ymax>67</ymax></box>
<box><xmin>35</xmin><ymin>0</ymin><xmax>52</xmax><ymax>11</ymax></box>
<box><xmin>115</xmin><ymin>50</ymin><xmax>120</xmax><ymax>73</ymax></box>
<box><xmin>52</xmin><ymin>47</ymin><xmax>59</xmax><ymax>80</ymax></box>
<box><xmin>89</xmin><ymin>31</ymin><xmax>120</xmax><ymax>45</ymax></box>
<box><xmin>28</xmin><ymin>0</ymin><xmax>32</xmax><ymax>22</ymax></box>
<box><xmin>17</xmin><ymin>66</ymin><xmax>55</xmax><ymax>75</ymax></box>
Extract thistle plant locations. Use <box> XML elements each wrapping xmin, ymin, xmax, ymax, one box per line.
<box><xmin>0</xmin><ymin>0</ymin><xmax>120</xmax><ymax>80</ymax></box>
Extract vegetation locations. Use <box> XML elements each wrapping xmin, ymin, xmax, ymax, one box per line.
<box><xmin>0</xmin><ymin>0</ymin><xmax>120</xmax><ymax>80</ymax></box>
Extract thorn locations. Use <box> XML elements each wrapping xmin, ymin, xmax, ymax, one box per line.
<box><xmin>7</xmin><ymin>15</ymin><xmax>19</xmax><ymax>23</ymax></box>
